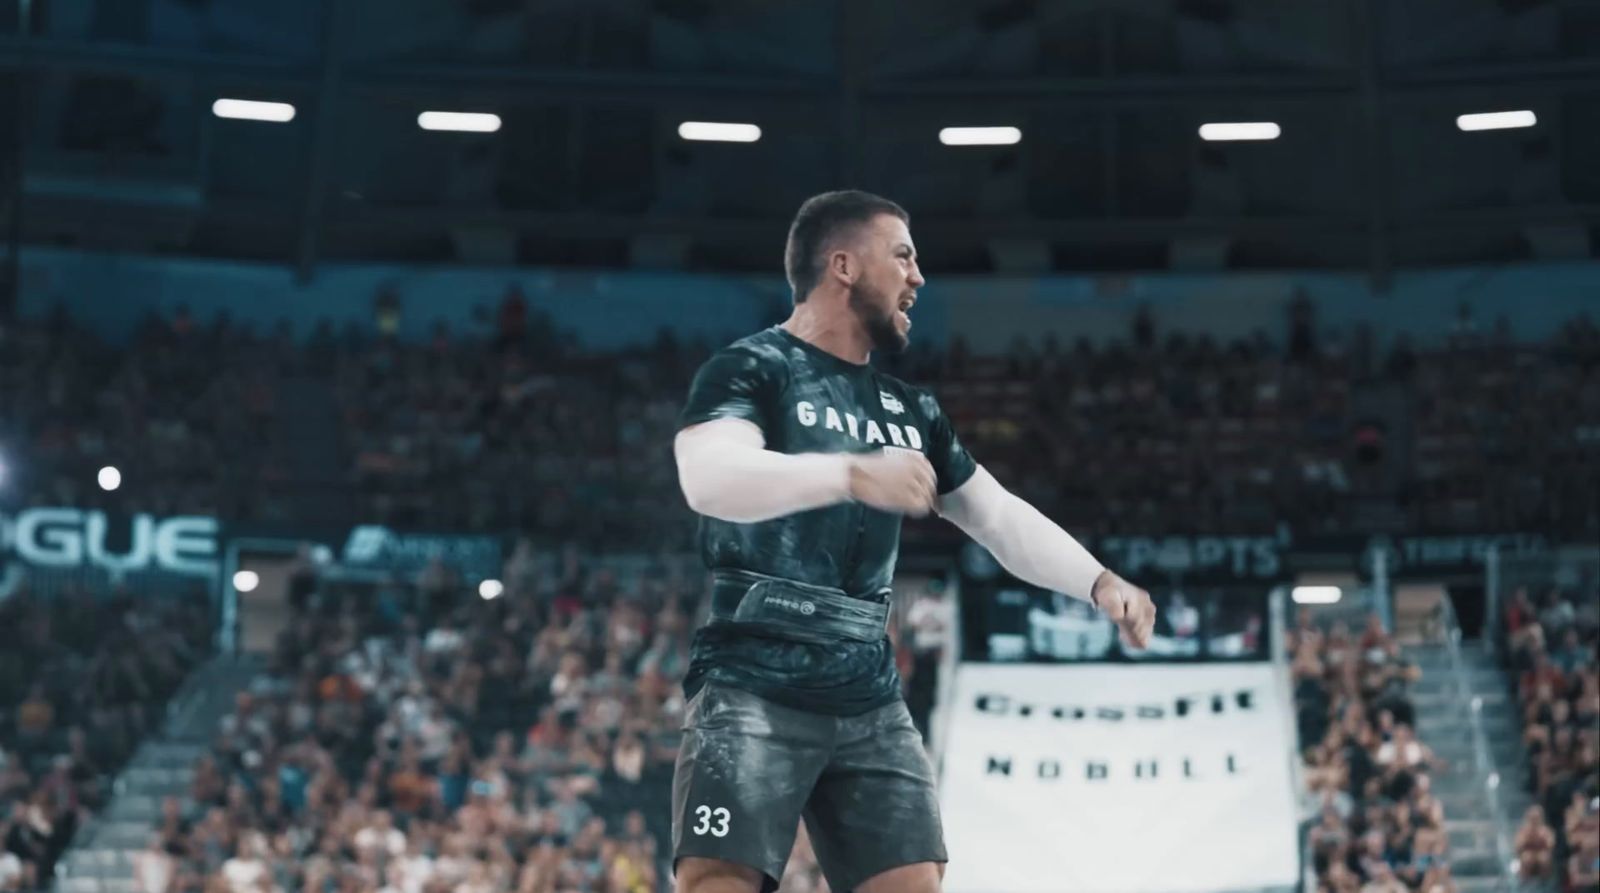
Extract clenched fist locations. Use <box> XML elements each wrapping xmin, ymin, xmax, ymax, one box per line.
<box><xmin>1091</xmin><ymin>570</ymin><xmax>1157</xmax><ymax>650</ymax></box>
<box><xmin>847</xmin><ymin>447</ymin><xmax>937</xmax><ymax>517</ymax></box>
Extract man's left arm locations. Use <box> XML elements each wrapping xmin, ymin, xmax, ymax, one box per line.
<box><xmin>935</xmin><ymin>465</ymin><xmax>1157</xmax><ymax>648</ymax></box>
<box><xmin>913</xmin><ymin>387</ymin><xmax>1156</xmax><ymax>647</ymax></box>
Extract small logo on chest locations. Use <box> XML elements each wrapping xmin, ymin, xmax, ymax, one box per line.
<box><xmin>796</xmin><ymin>400</ymin><xmax>923</xmax><ymax>450</ymax></box>
<box><xmin>880</xmin><ymin>391</ymin><xmax>905</xmax><ymax>414</ymax></box>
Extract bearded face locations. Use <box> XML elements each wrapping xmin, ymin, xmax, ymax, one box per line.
<box><xmin>849</xmin><ymin>277</ymin><xmax>909</xmax><ymax>355</ymax></box>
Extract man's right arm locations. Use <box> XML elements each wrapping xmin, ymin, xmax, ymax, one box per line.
<box><xmin>674</xmin><ymin>344</ymin><xmax>854</xmax><ymax>524</ymax></box>
<box><xmin>674</xmin><ymin>419</ymin><xmax>936</xmax><ymax>523</ymax></box>
<box><xmin>675</xmin><ymin>344</ymin><xmax>934</xmax><ymax>524</ymax></box>
<box><xmin>674</xmin><ymin>419</ymin><xmax>853</xmax><ymax>524</ymax></box>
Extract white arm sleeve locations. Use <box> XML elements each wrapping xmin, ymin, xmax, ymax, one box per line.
<box><xmin>935</xmin><ymin>465</ymin><xmax>1106</xmax><ymax>602</ymax></box>
<box><xmin>674</xmin><ymin>418</ymin><xmax>853</xmax><ymax>524</ymax></box>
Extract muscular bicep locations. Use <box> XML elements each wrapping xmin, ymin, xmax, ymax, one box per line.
<box><xmin>675</xmin><ymin>419</ymin><xmax>765</xmax><ymax>517</ymax></box>
<box><xmin>675</xmin><ymin>417</ymin><xmax>766</xmax><ymax>459</ymax></box>
<box><xmin>673</xmin><ymin>418</ymin><xmax>851</xmax><ymax>523</ymax></box>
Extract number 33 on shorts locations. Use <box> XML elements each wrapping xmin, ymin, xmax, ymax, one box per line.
<box><xmin>693</xmin><ymin>805</ymin><xmax>731</xmax><ymax>838</ymax></box>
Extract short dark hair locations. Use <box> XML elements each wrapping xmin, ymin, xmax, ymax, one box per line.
<box><xmin>784</xmin><ymin>190</ymin><xmax>909</xmax><ymax>303</ymax></box>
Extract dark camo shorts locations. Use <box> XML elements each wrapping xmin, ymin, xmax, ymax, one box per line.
<box><xmin>671</xmin><ymin>681</ymin><xmax>947</xmax><ymax>893</ymax></box>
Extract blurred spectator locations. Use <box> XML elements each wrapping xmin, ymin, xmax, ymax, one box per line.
<box><xmin>5</xmin><ymin>305</ymin><xmax>1595</xmax><ymax>548</ymax></box>
<box><xmin>1359</xmin><ymin>860</ymin><xmax>1407</xmax><ymax>893</ymax></box>
<box><xmin>1497</xmin><ymin>567</ymin><xmax>1599</xmax><ymax>893</ymax></box>
<box><xmin>375</xmin><ymin>286</ymin><xmax>402</xmax><ymax>340</ymax></box>
<box><xmin>1515</xmin><ymin>805</ymin><xmax>1557</xmax><ymax>880</ymax></box>
<box><xmin>1568</xmin><ymin>829</ymin><xmax>1599</xmax><ymax>893</ymax></box>
<box><xmin>495</xmin><ymin>285</ymin><xmax>527</xmax><ymax>351</ymax></box>
<box><xmin>164</xmin><ymin>557</ymin><xmax>694</xmax><ymax>893</ymax></box>
<box><xmin>0</xmin><ymin>310</ymin><xmax>284</xmax><ymax>518</ymax></box>
<box><xmin>0</xmin><ymin>585</ymin><xmax>209</xmax><ymax>887</ymax></box>
<box><xmin>1374</xmin><ymin>724</ymin><xmax>1442</xmax><ymax>776</ymax></box>
<box><xmin>902</xmin><ymin>586</ymin><xmax>953</xmax><ymax>741</ymax></box>
<box><xmin>1293</xmin><ymin>612</ymin><xmax>1445</xmax><ymax>893</ymax></box>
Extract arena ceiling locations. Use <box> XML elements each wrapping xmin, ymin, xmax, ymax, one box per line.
<box><xmin>2</xmin><ymin>0</ymin><xmax>1598</xmax><ymax>285</ymax></box>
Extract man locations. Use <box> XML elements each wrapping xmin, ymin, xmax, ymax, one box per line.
<box><xmin>671</xmin><ymin>190</ymin><xmax>1157</xmax><ymax>893</ymax></box>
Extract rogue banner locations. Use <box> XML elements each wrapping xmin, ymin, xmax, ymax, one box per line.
<box><xmin>0</xmin><ymin>507</ymin><xmax>217</xmax><ymax>577</ymax></box>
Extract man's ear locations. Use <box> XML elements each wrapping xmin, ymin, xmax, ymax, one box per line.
<box><xmin>825</xmin><ymin>247</ymin><xmax>856</xmax><ymax>287</ymax></box>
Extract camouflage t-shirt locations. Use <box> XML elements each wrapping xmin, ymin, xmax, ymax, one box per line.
<box><xmin>676</xmin><ymin>326</ymin><xmax>977</xmax><ymax>715</ymax></box>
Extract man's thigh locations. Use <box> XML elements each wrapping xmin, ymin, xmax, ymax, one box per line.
<box><xmin>672</xmin><ymin>682</ymin><xmax>833</xmax><ymax>892</ymax></box>
<box><xmin>802</xmin><ymin>698</ymin><xmax>947</xmax><ymax>893</ymax></box>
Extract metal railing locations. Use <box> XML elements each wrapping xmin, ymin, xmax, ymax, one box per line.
<box><xmin>1435</xmin><ymin>593</ymin><xmax>1515</xmax><ymax>890</ymax></box>
<box><xmin>1271</xmin><ymin>589</ymin><xmax>1319</xmax><ymax>893</ymax></box>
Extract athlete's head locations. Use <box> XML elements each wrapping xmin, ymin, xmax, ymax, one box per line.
<box><xmin>784</xmin><ymin>190</ymin><xmax>923</xmax><ymax>354</ymax></box>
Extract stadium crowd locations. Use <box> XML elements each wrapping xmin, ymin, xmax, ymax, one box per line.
<box><xmin>331</xmin><ymin>295</ymin><xmax>1600</xmax><ymax>547</ymax></box>
<box><xmin>159</xmin><ymin>558</ymin><xmax>684</xmax><ymax>893</ymax></box>
<box><xmin>131</xmin><ymin>552</ymin><xmax>908</xmax><ymax>893</ymax></box>
<box><xmin>0</xmin><ymin>305</ymin><xmax>284</xmax><ymax>521</ymax></box>
<box><xmin>1498</xmin><ymin>581</ymin><xmax>1600</xmax><ymax>892</ymax></box>
<box><xmin>4</xmin><ymin>295</ymin><xmax>1596</xmax><ymax>548</ymax></box>
<box><xmin>1291</xmin><ymin>611</ymin><xmax>1460</xmax><ymax>893</ymax></box>
<box><xmin>0</xmin><ymin>586</ymin><xmax>210</xmax><ymax>892</ymax></box>
<box><xmin>329</xmin><ymin>293</ymin><xmax>695</xmax><ymax>549</ymax></box>
<box><xmin>3</xmin><ymin>294</ymin><xmax>1595</xmax><ymax>893</ymax></box>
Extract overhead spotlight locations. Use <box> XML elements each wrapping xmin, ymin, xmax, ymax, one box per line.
<box><xmin>233</xmin><ymin>570</ymin><xmax>260</xmax><ymax>593</ymax></box>
<box><xmin>939</xmin><ymin>126</ymin><xmax>1022</xmax><ymax>146</ymax></box>
<box><xmin>479</xmin><ymin>579</ymin><xmax>504</xmax><ymax>601</ymax></box>
<box><xmin>1456</xmin><ymin>110</ymin><xmax>1536</xmax><ymax>132</ymax></box>
<box><xmin>677</xmin><ymin>121</ymin><xmax>762</xmax><ymax>143</ymax></box>
<box><xmin>1199</xmin><ymin>122</ymin><xmax>1281</xmax><ymax>141</ymax></box>
<box><xmin>212</xmin><ymin>99</ymin><xmax>297</xmax><ymax>123</ymax></box>
<box><xmin>418</xmin><ymin>111</ymin><xmax>502</xmax><ymax>133</ymax></box>
<box><xmin>97</xmin><ymin>466</ymin><xmax>122</xmax><ymax>492</ymax></box>
<box><xmin>1291</xmin><ymin>586</ymin><xmax>1341</xmax><ymax>605</ymax></box>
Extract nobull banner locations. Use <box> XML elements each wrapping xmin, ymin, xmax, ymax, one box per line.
<box><xmin>941</xmin><ymin>663</ymin><xmax>1300</xmax><ymax>893</ymax></box>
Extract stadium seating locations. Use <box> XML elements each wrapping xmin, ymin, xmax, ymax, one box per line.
<box><xmin>5</xmin><ymin>305</ymin><xmax>1595</xmax><ymax>549</ymax></box>
<box><xmin>4</xmin><ymin>303</ymin><xmax>1595</xmax><ymax>893</ymax></box>
<box><xmin>1496</xmin><ymin>579</ymin><xmax>1600</xmax><ymax>891</ymax></box>
<box><xmin>0</xmin><ymin>586</ymin><xmax>210</xmax><ymax>892</ymax></box>
<box><xmin>138</xmin><ymin>560</ymin><xmax>691</xmax><ymax>892</ymax></box>
<box><xmin>1291</xmin><ymin>611</ymin><xmax>1467</xmax><ymax>893</ymax></box>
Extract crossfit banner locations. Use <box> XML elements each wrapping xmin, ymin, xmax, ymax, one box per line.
<box><xmin>941</xmin><ymin>663</ymin><xmax>1299</xmax><ymax>893</ymax></box>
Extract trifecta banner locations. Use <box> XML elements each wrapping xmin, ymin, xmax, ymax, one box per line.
<box><xmin>940</xmin><ymin>663</ymin><xmax>1300</xmax><ymax>893</ymax></box>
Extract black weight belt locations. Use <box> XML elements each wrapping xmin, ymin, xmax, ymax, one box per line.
<box><xmin>708</xmin><ymin>568</ymin><xmax>892</xmax><ymax>644</ymax></box>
